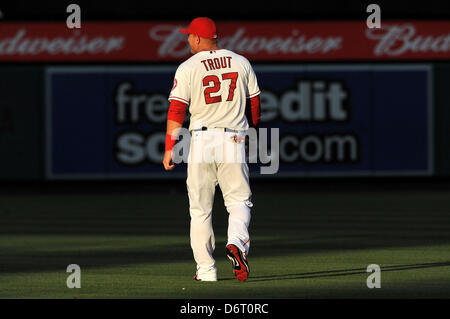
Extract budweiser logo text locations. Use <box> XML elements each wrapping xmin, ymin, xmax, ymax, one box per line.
<box><xmin>0</xmin><ymin>29</ymin><xmax>124</xmax><ymax>55</ymax></box>
<box><xmin>149</xmin><ymin>25</ymin><xmax>342</xmax><ymax>57</ymax></box>
<box><xmin>366</xmin><ymin>24</ymin><xmax>450</xmax><ymax>56</ymax></box>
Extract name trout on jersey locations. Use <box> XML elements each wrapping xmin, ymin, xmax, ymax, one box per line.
<box><xmin>201</xmin><ymin>55</ymin><xmax>232</xmax><ymax>72</ymax></box>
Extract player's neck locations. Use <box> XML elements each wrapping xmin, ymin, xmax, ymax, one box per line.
<box><xmin>197</xmin><ymin>45</ymin><xmax>220</xmax><ymax>53</ymax></box>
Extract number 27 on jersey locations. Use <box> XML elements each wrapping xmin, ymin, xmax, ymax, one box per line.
<box><xmin>202</xmin><ymin>72</ymin><xmax>238</xmax><ymax>105</ymax></box>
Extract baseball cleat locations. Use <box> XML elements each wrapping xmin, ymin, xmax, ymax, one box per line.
<box><xmin>193</xmin><ymin>273</ymin><xmax>217</xmax><ymax>281</ymax></box>
<box><xmin>226</xmin><ymin>244</ymin><xmax>250</xmax><ymax>282</ymax></box>
<box><xmin>193</xmin><ymin>266</ymin><xmax>217</xmax><ymax>281</ymax></box>
<box><xmin>194</xmin><ymin>274</ymin><xmax>217</xmax><ymax>281</ymax></box>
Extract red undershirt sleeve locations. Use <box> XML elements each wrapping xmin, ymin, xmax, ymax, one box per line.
<box><xmin>166</xmin><ymin>100</ymin><xmax>188</xmax><ymax>151</ymax></box>
<box><xmin>167</xmin><ymin>99</ymin><xmax>188</xmax><ymax>124</ymax></box>
<box><xmin>249</xmin><ymin>95</ymin><xmax>261</xmax><ymax>128</ymax></box>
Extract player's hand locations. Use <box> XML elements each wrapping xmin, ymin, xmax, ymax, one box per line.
<box><xmin>163</xmin><ymin>151</ymin><xmax>175</xmax><ymax>170</ymax></box>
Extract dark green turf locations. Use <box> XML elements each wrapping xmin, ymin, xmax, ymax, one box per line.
<box><xmin>0</xmin><ymin>184</ymin><xmax>449</xmax><ymax>298</ymax></box>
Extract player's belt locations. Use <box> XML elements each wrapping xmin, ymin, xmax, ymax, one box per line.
<box><xmin>192</xmin><ymin>127</ymin><xmax>241</xmax><ymax>133</ymax></box>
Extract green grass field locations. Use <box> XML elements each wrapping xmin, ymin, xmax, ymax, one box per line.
<box><xmin>0</xmin><ymin>181</ymin><xmax>449</xmax><ymax>299</ymax></box>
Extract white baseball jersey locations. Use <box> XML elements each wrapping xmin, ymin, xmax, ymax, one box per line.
<box><xmin>168</xmin><ymin>49</ymin><xmax>260</xmax><ymax>131</ymax></box>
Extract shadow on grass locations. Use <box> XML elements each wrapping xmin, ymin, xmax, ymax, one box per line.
<box><xmin>222</xmin><ymin>261</ymin><xmax>450</xmax><ymax>282</ymax></box>
<box><xmin>1</xmin><ymin>189</ymin><xmax>449</xmax><ymax>276</ymax></box>
<box><xmin>1</xmin><ymin>233</ymin><xmax>450</xmax><ymax>275</ymax></box>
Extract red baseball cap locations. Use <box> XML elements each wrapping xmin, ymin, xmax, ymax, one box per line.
<box><xmin>179</xmin><ymin>17</ymin><xmax>218</xmax><ymax>39</ymax></box>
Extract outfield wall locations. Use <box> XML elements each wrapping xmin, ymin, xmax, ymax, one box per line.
<box><xmin>0</xmin><ymin>66</ymin><xmax>43</xmax><ymax>180</ymax></box>
<box><xmin>434</xmin><ymin>63</ymin><xmax>450</xmax><ymax>176</ymax></box>
<box><xmin>1</xmin><ymin>63</ymin><xmax>449</xmax><ymax>180</ymax></box>
<box><xmin>1</xmin><ymin>20</ymin><xmax>449</xmax><ymax>180</ymax></box>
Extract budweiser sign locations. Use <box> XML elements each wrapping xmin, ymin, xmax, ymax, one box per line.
<box><xmin>366</xmin><ymin>24</ymin><xmax>450</xmax><ymax>56</ymax></box>
<box><xmin>0</xmin><ymin>29</ymin><xmax>124</xmax><ymax>55</ymax></box>
<box><xmin>149</xmin><ymin>24</ymin><xmax>343</xmax><ymax>58</ymax></box>
<box><xmin>0</xmin><ymin>21</ymin><xmax>449</xmax><ymax>61</ymax></box>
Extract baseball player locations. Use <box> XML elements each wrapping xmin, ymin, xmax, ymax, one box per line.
<box><xmin>163</xmin><ymin>17</ymin><xmax>261</xmax><ymax>282</ymax></box>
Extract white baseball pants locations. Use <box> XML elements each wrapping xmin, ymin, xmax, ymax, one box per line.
<box><xmin>186</xmin><ymin>129</ymin><xmax>252</xmax><ymax>272</ymax></box>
